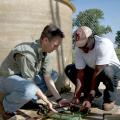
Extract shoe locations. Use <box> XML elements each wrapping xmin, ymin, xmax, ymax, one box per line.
<box><xmin>103</xmin><ymin>101</ymin><xmax>115</xmax><ymax>111</ymax></box>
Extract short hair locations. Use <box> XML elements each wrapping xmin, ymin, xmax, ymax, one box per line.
<box><xmin>40</xmin><ymin>24</ymin><xmax>65</xmax><ymax>41</ymax></box>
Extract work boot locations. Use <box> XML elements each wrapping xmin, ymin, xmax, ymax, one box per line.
<box><xmin>103</xmin><ymin>101</ymin><xmax>115</xmax><ymax>111</ymax></box>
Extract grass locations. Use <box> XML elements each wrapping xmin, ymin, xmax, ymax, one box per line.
<box><xmin>116</xmin><ymin>48</ymin><xmax>120</xmax><ymax>60</ymax></box>
<box><xmin>47</xmin><ymin>113</ymin><xmax>82</xmax><ymax>120</ymax></box>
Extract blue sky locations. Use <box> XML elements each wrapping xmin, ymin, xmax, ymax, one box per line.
<box><xmin>71</xmin><ymin>0</ymin><xmax>120</xmax><ymax>42</ymax></box>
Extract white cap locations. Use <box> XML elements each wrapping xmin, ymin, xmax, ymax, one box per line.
<box><xmin>75</xmin><ymin>26</ymin><xmax>92</xmax><ymax>47</ymax></box>
<box><xmin>81</xmin><ymin>26</ymin><xmax>92</xmax><ymax>38</ymax></box>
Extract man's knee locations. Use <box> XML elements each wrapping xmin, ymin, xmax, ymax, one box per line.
<box><xmin>51</xmin><ymin>70</ymin><xmax>58</xmax><ymax>82</ymax></box>
<box><xmin>65</xmin><ymin>64</ymin><xmax>77</xmax><ymax>85</ymax></box>
<box><xmin>65</xmin><ymin>64</ymin><xmax>71</xmax><ymax>76</ymax></box>
<box><xmin>64</xmin><ymin>64</ymin><xmax>76</xmax><ymax>76</ymax></box>
<box><xmin>102</xmin><ymin>65</ymin><xmax>114</xmax><ymax>79</ymax></box>
<box><xmin>97</xmin><ymin>65</ymin><xmax>117</xmax><ymax>88</ymax></box>
<box><xmin>24</xmin><ymin>83</ymin><xmax>38</xmax><ymax>100</ymax></box>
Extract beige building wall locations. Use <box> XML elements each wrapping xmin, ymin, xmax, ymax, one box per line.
<box><xmin>0</xmin><ymin>0</ymin><xmax>75</xmax><ymax>90</ymax></box>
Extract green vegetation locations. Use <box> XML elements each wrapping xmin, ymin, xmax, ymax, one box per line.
<box><xmin>73</xmin><ymin>9</ymin><xmax>112</xmax><ymax>35</ymax></box>
<box><xmin>116</xmin><ymin>48</ymin><xmax>120</xmax><ymax>60</ymax></box>
<box><xmin>115</xmin><ymin>31</ymin><xmax>120</xmax><ymax>48</ymax></box>
<box><xmin>48</xmin><ymin>113</ymin><xmax>82</xmax><ymax>120</ymax></box>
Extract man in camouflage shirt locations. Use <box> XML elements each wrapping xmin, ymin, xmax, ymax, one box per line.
<box><xmin>0</xmin><ymin>24</ymin><xmax>68</xmax><ymax>119</ymax></box>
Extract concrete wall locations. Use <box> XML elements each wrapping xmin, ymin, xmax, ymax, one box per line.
<box><xmin>0</xmin><ymin>0</ymin><xmax>75</xmax><ymax>89</ymax></box>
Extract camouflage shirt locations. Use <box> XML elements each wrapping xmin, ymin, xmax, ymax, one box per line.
<box><xmin>0</xmin><ymin>40</ymin><xmax>52</xmax><ymax>81</ymax></box>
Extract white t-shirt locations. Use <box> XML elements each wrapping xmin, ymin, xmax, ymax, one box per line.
<box><xmin>75</xmin><ymin>35</ymin><xmax>120</xmax><ymax>69</ymax></box>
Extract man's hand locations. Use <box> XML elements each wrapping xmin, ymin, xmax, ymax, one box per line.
<box><xmin>47</xmin><ymin>102</ymin><xmax>58</xmax><ymax>113</ymax></box>
<box><xmin>82</xmin><ymin>100</ymin><xmax>91</xmax><ymax>109</ymax></box>
<box><xmin>71</xmin><ymin>97</ymin><xmax>80</xmax><ymax>105</ymax></box>
<box><xmin>80</xmin><ymin>100</ymin><xmax>91</xmax><ymax>114</ymax></box>
<box><xmin>58</xmin><ymin>98</ymin><xmax>70</xmax><ymax>107</ymax></box>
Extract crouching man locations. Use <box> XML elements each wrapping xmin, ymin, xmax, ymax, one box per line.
<box><xmin>0</xmin><ymin>24</ymin><xmax>69</xmax><ymax>119</ymax></box>
<box><xmin>65</xmin><ymin>26</ymin><xmax>120</xmax><ymax>111</ymax></box>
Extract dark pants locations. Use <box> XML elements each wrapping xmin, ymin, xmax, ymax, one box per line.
<box><xmin>65</xmin><ymin>64</ymin><xmax>119</xmax><ymax>103</ymax></box>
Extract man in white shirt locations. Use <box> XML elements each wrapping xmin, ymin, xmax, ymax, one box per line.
<box><xmin>65</xmin><ymin>26</ymin><xmax>120</xmax><ymax>111</ymax></box>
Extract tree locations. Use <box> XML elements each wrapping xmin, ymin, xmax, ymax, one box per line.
<box><xmin>73</xmin><ymin>9</ymin><xmax>112</xmax><ymax>35</ymax></box>
<box><xmin>115</xmin><ymin>31</ymin><xmax>120</xmax><ymax>48</ymax></box>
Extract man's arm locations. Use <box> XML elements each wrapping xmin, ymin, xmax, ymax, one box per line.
<box><xmin>74</xmin><ymin>69</ymin><xmax>85</xmax><ymax>99</ymax></box>
<box><xmin>41</xmin><ymin>53</ymin><xmax>61</xmax><ymax>99</ymax></box>
<box><xmin>82</xmin><ymin>65</ymin><xmax>106</xmax><ymax>111</ymax></box>
<box><xmin>90</xmin><ymin>65</ymin><xmax>106</xmax><ymax>92</ymax></box>
<box><xmin>43</xmin><ymin>73</ymin><xmax>61</xmax><ymax>100</ymax></box>
<box><xmin>87</xmin><ymin>65</ymin><xmax>106</xmax><ymax>101</ymax></box>
<box><xmin>35</xmin><ymin>87</ymin><xmax>57</xmax><ymax>112</ymax></box>
<box><xmin>71</xmin><ymin>69</ymin><xmax>85</xmax><ymax>104</ymax></box>
<box><xmin>44</xmin><ymin>74</ymin><xmax>70</xmax><ymax>106</ymax></box>
<box><xmin>15</xmin><ymin>53</ymin><xmax>35</xmax><ymax>80</ymax></box>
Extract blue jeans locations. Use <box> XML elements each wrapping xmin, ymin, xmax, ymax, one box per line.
<box><xmin>0</xmin><ymin>70</ymin><xmax>58</xmax><ymax>112</ymax></box>
<box><xmin>34</xmin><ymin>70</ymin><xmax>58</xmax><ymax>93</ymax></box>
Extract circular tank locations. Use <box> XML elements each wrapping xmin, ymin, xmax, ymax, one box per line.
<box><xmin>0</xmin><ymin>0</ymin><xmax>75</xmax><ymax>89</ymax></box>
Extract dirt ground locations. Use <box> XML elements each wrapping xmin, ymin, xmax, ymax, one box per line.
<box><xmin>0</xmin><ymin>83</ymin><xmax>120</xmax><ymax>120</ymax></box>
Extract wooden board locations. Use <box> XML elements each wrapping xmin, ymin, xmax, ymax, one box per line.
<box><xmin>103</xmin><ymin>114</ymin><xmax>120</xmax><ymax>120</ymax></box>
